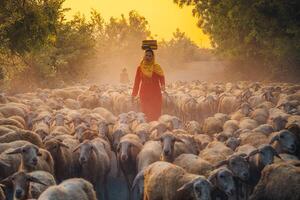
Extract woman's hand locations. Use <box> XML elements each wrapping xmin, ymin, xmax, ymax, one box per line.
<box><xmin>161</xmin><ymin>85</ymin><xmax>166</xmax><ymax>92</ymax></box>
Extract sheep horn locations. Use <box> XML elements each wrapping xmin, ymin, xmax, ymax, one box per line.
<box><xmin>26</xmin><ymin>175</ymin><xmax>48</xmax><ymax>186</ymax></box>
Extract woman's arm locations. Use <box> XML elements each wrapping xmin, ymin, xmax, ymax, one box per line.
<box><xmin>132</xmin><ymin>67</ymin><xmax>141</xmax><ymax>96</ymax></box>
<box><xmin>159</xmin><ymin>75</ymin><xmax>165</xmax><ymax>91</ymax></box>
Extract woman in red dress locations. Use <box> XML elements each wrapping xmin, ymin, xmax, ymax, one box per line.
<box><xmin>132</xmin><ymin>49</ymin><xmax>165</xmax><ymax>122</ymax></box>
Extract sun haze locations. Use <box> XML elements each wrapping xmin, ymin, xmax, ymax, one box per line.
<box><xmin>63</xmin><ymin>0</ymin><xmax>211</xmax><ymax>48</ymax></box>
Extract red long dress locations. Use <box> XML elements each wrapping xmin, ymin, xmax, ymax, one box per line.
<box><xmin>132</xmin><ymin>66</ymin><xmax>165</xmax><ymax>122</ymax></box>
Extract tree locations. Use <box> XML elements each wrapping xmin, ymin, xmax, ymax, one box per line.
<box><xmin>174</xmin><ymin>0</ymin><xmax>300</xmax><ymax>81</ymax></box>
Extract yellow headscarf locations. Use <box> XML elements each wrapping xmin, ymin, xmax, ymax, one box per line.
<box><xmin>139</xmin><ymin>57</ymin><xmax>164</xmax><ymax>78</ymax></box>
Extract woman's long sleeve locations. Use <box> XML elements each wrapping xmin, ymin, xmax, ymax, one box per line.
<box><xmin>132</xmin><ymin>67</ymin><xmax>141</xmax><ymax>97</ymax></box>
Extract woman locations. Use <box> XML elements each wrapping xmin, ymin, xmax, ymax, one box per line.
<box><xmin>132</xmin><ymin>49</ymin><xmax>165</xmax><ymax>122</ymax></box>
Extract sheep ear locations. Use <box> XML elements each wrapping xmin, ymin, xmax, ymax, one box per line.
<box><xmin>177</xmin><ymin>180</ymin><xmax>193</xmax><ymax>192</ymax></box>
<box><xmin>26</xmin><ymin>175</ymin><xmax>47</xmax><ymax>186</ymax></box>
<box><xmin>269</xmin><ymin>135</ymin><xmax>279</xmax><ymax>144</ymax></box>
<box><xmin>73</xmin><ymin>144</ymin><xmax>82</xmax><ymax>152</ymax></box>
<box><xmin>270</xmin><ymin>147</ymin><xmax>281</xmax><ymax>159</ymax></box>
<box><xmin>0</xmin><ymin>175</ymin><xmax>12</xmax><ymax>185</ymax></box>
<box><xmin>214</xmin><ymin>159</ymin><xmax>228</xmax><ymax>168</ymax></box>
<box><xmin>175</xmin><ymin>137</ymin><xmax>185</xmax><ymax>143</ymax></box>
<box><xmin>6</xmin><ymin>147</ymin><xmax>23</xmax><ymax>155</ymax></box>
<box><xmin>0</xmin><ymin>159</ymin><xmax>10</xmax><ymax>167</ymax></box>
<box><xmin>246</xmin><ymin>149</ymin><xmax>259</xmax><ymax>160</ymax></box>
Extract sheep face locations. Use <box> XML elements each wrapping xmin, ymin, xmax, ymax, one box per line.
<box><xmin>78</xmin><ymin>142</ymin><xmax>93</xmax><ymax>165</ymax></box>
<box><xmin>271</xmin><ymin>130</ymin><xmax>298</xmax><ymax>153</ymax></box>
<box><xmin>118</xmin><ymin>142</ymin><xmax>130</xmax><ymax>162</ymax></box>
<box><xmin>240</xmin><ymin>103</ymin><xmax>252</xmax><ymax>116</ymax></box>
<box><xmin>3</xmin><ymin>171</ymin><xmax>46</xmax><ymax>200</ymax></box>
<box><xmin>44</xmin><ymin>139</ymin><xmax>69</xmax><ymax>155</ymax></box>
<box><xmin>170</xmin><ymin>117</ymin><xmax>183</xmax><ymax>130</ymax></box>
<box><xmin>225</xmin><ymin>137</ymin><xmax>240</xmax><ymax>151</ymax></box>
<box><xmin>192</xmin><ymin>179</ymin><xmax>212</xmax><ymax>200</ymax></box>
<box><xmin>7</xmin><ymin>145</ymin><xmax>41</xmax><ymax>168</ymax></box>
<box><xmin>112</xmin><ymin>130</ymin><xmax>125</xmax><ymax>150</ymax></box>
<box><xmin>249</xmin><ymin>145</ymin><xmax>278</xmax><ymax>168</ymax></box>
<box><xmin>209</xmin><ymin>169</ymin><xmax>235</xmax><ymax>197</ymax></box>
<box><xmin>271</xmin><ymin>116</ymin><xmax>287</xmax><ymax>131</ymax></box>
<box><xmin>157</xmin><ymin>133</ymin><xmax>178</xmax><ymax>162</ymax></box>
<box><xmin>228</xmin><ymin>156</ymin><xmax>249</xmax><ymax>181</ymax></box>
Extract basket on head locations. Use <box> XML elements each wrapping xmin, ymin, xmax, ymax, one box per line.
<box><xmin>142</xmin><ymin>40</ymin><xmax>158</xmax><ymax>50</ymax></box>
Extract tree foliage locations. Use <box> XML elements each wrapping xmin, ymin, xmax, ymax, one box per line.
<box><xmin>174</xmin><ymin>0</ymin><xmax>300</xmax><ymax>81</ymax></box>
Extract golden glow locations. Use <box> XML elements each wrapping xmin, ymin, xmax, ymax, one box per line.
<box><xmin>63</xmin><ymin>0</ymin><xmax>211</xmax><ymax>48</ymax></box>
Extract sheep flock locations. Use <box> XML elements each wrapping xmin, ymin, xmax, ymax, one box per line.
<box><xmin>0</xmin><ymin>81</ymin><xmax>299</xmax><ymax>200</ymax></box>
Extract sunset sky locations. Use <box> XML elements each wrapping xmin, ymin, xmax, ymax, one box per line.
<box><xmin>63</xmin><ymin>0</ymin><xmax>211</xmax><ymax>48</ymax></box>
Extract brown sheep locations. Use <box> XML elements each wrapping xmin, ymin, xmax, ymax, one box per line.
<box><xmin>0</xmin><ymin>118</ymin><xmax>24</xmax><ymax>129</ymax></box>
<box><xmin>37</xmin><ymin>178</ymin><xmax>97</xmax><ymax>200</ymax></box>
<box><xmin>44</xmin><ymin>138</ymin><xmax>79</xmax><ymax>182</ymax></box>
<box><xmin>137</xmin><ymin>141</ymin><xmax>162</xmax><ymax>172</ymax></box>
<box><xmin>73</xmin><ymin>138</ymin><xmax>111</xmax><ymax>199</ymax></box>
<box><xmin>173</xmin><ymin>154</ymin><xmax>213</xmax><ymax>177</ymax></box>
<box><xmin>133</xmin><ymin>161</ymin><xmax>213</xmax><ymax>200</ymax></box>
<box><xmin>0</xmin><ymin>130</ymin><xmax>43</xmax><ymax>148</ymax></box>
<box><xmin>239</xmin><ymin>118</ymin><xmax>259</xmax><ymax>130</ymax></box>
<box><xmin>199</xmin><ymin>141</ymin><xmax>234</xmax><ymax>165</ymax></box>
<box><xmin>6</xmin><ymin>144</ymin><xmax>54</xmax><ymax>174</ymax></box>
<box><xmin>1</xmin><ymin>170</ymin><xmax>56</xmax><ymax>200</ymax></box>
<box><xmin>269</xmin><ymin>130</ymin><xmax>298</xmax><ymax>155</ymax></box>
<box><xmin>202</xmin><ymin>117</ymin><xmax>223</xmax><ymax>135</ymax></box>
<box><xmin>249</xmin><ymin>161</ymin><xmax>300</xmax><ymax>200</ymax></box>
<box><xmin>0</xmin><ymin>140</ymin><xmax>31</xmax><ymax>154</ymax></box>
<box><xmin>251</xmin><ymin>108</ymin><xmax>269</xmax><ymax>125</ymax></box>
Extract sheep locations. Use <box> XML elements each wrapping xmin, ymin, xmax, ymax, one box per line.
<box><xmin>159</xmin><ymin>114</ymin><xmax>183</xmax><ymax>130</ymax></box>
<box><xmin>240</xmin><ymin>131</ymin><xmax>269</xmax><ymax>148</ymax></box>
<box><xmin>268</xmin><ymin>115</ymin><xmax>288</xmax><ymax>131</ymax></box>
<box><xmin>184</xmin><ymin>121</ymin><xmax>201</xmax><ymax>134</ymax></box>
<box><xmin>173</xmin><ymin>154</ymin><xmax>213</xmax><ymax>177</ymax></box>
<box><xmin>202</xmin><ymin>117</ymin><xmax>223</xmax><ymax>135</ymax></box>
<box><xmin>269</xmin><ymin>129</ymin><xmax>298</xmax><ymax>155</ymax></box>
<box><xmin>222</xmin><ymin>120</ymin><xmax>239</xmax><ymax>138</ymax></box>
<box><xmin>153</xmin><ymin>131</ymin><xmax>186</xmax><ymax>162</ymax></box>
<box><xmin>242</xmin><ymin>144</ymin><xmax>281</xmax><ymax>196</ymax></box>
<box><xmin>33</xmin><ymin>122</ymin><xmax>50</xmax><ymax>140</ymax></box>
<box><xmin>231</xmin><ymin>103</ymin><xmax>252</xmax><ymax>121</ymax></box>
<box><xmin>73</xmin><ymin>138</ymin><xmax>111</xmax><ymax>199</ymax></box>
<box><xmin>218</xmin><ymin>95</ymin><xmax>240</xmax><ymax>114</ymax></box>
<box><xmin>6</xmin><ymin>144</ymin><xmax>54</xmax><ymax>174</ymax></box>
<box><xmin>0</xmin><ymin>170</ymin><xmax>56</xmax><ymax>200</ymax></box>
<box><xmin>117</xmin><ymin>134</ymin><xmax>143</xmax><ymax>199</ymax></box>
<box><xmin>253</xmin><ymin>124</ymin><xmax>274</xmax><ymax>136</ymax></box>
<box><xmin>110</xmin><ymin>122</ymin><xmax>131</xmax><ymax>150</ymax></box>
<box><xmin>249</xmin><ymin>161</ymin><xmax>300</xmax><ymax>200</ymax></box>
<box><xmin>0</xmin><ymin>140</ymin><xmax>31</xmax><ymax>154</ymax></box>
<box><xmin>207</xmin><ymin>167</ymin><xmax>236</xmax><ymax>199</ymax></box>
<box><xmin>44</xmin><ymin>137</ymin><xmax>79</xmax><ymax>182</ymax></box>
<box><xmin>0</xmin><ymin>104</ymin><xmax>26</xmax><ymax>118</ymax></box>
<box><xmin>0</xmin><ymin>118</ymin><xmax>24</xmax><ymax>129</ymax></box>
<box><xmin>37</xmin><ymin>178</ymin><xmax>97</xmax><ymax>200</ymax></box>
<box><xmin>250</xmin><ymin>108</ymin><xmax>269</xmax><ymax>125</ymax></box>
<box><xmin>137</xmin><ymin>141</ymin><xmax>162</xmax><ymax>172</ymax></box>
<box><xmin>200</xmin><ymin>141</ymin><xmax>234</xmax><ymax>165</ymax></box>
<box><xmin>0</xmin><ymin>130</ymin><xmax>43</xmax><ymax>148</ymax></box>
<box><xmin>132</xmin><ymin>161</ymin><xmax>213</xmax><ymax>200</ymax></box>
<box><xmin>225</xmin><ymin>137</ymin><xmax>241</xmax><ymax>151</ymax></box>
<box><xmin>133</xmin><ymin>122</ymin><xmax>151</xmax><ymax>144</ymax></box>
<box><xmin>239</xmin><ymin>118</ymin><xmax>259</xmax><ymax>130</ymax></box>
